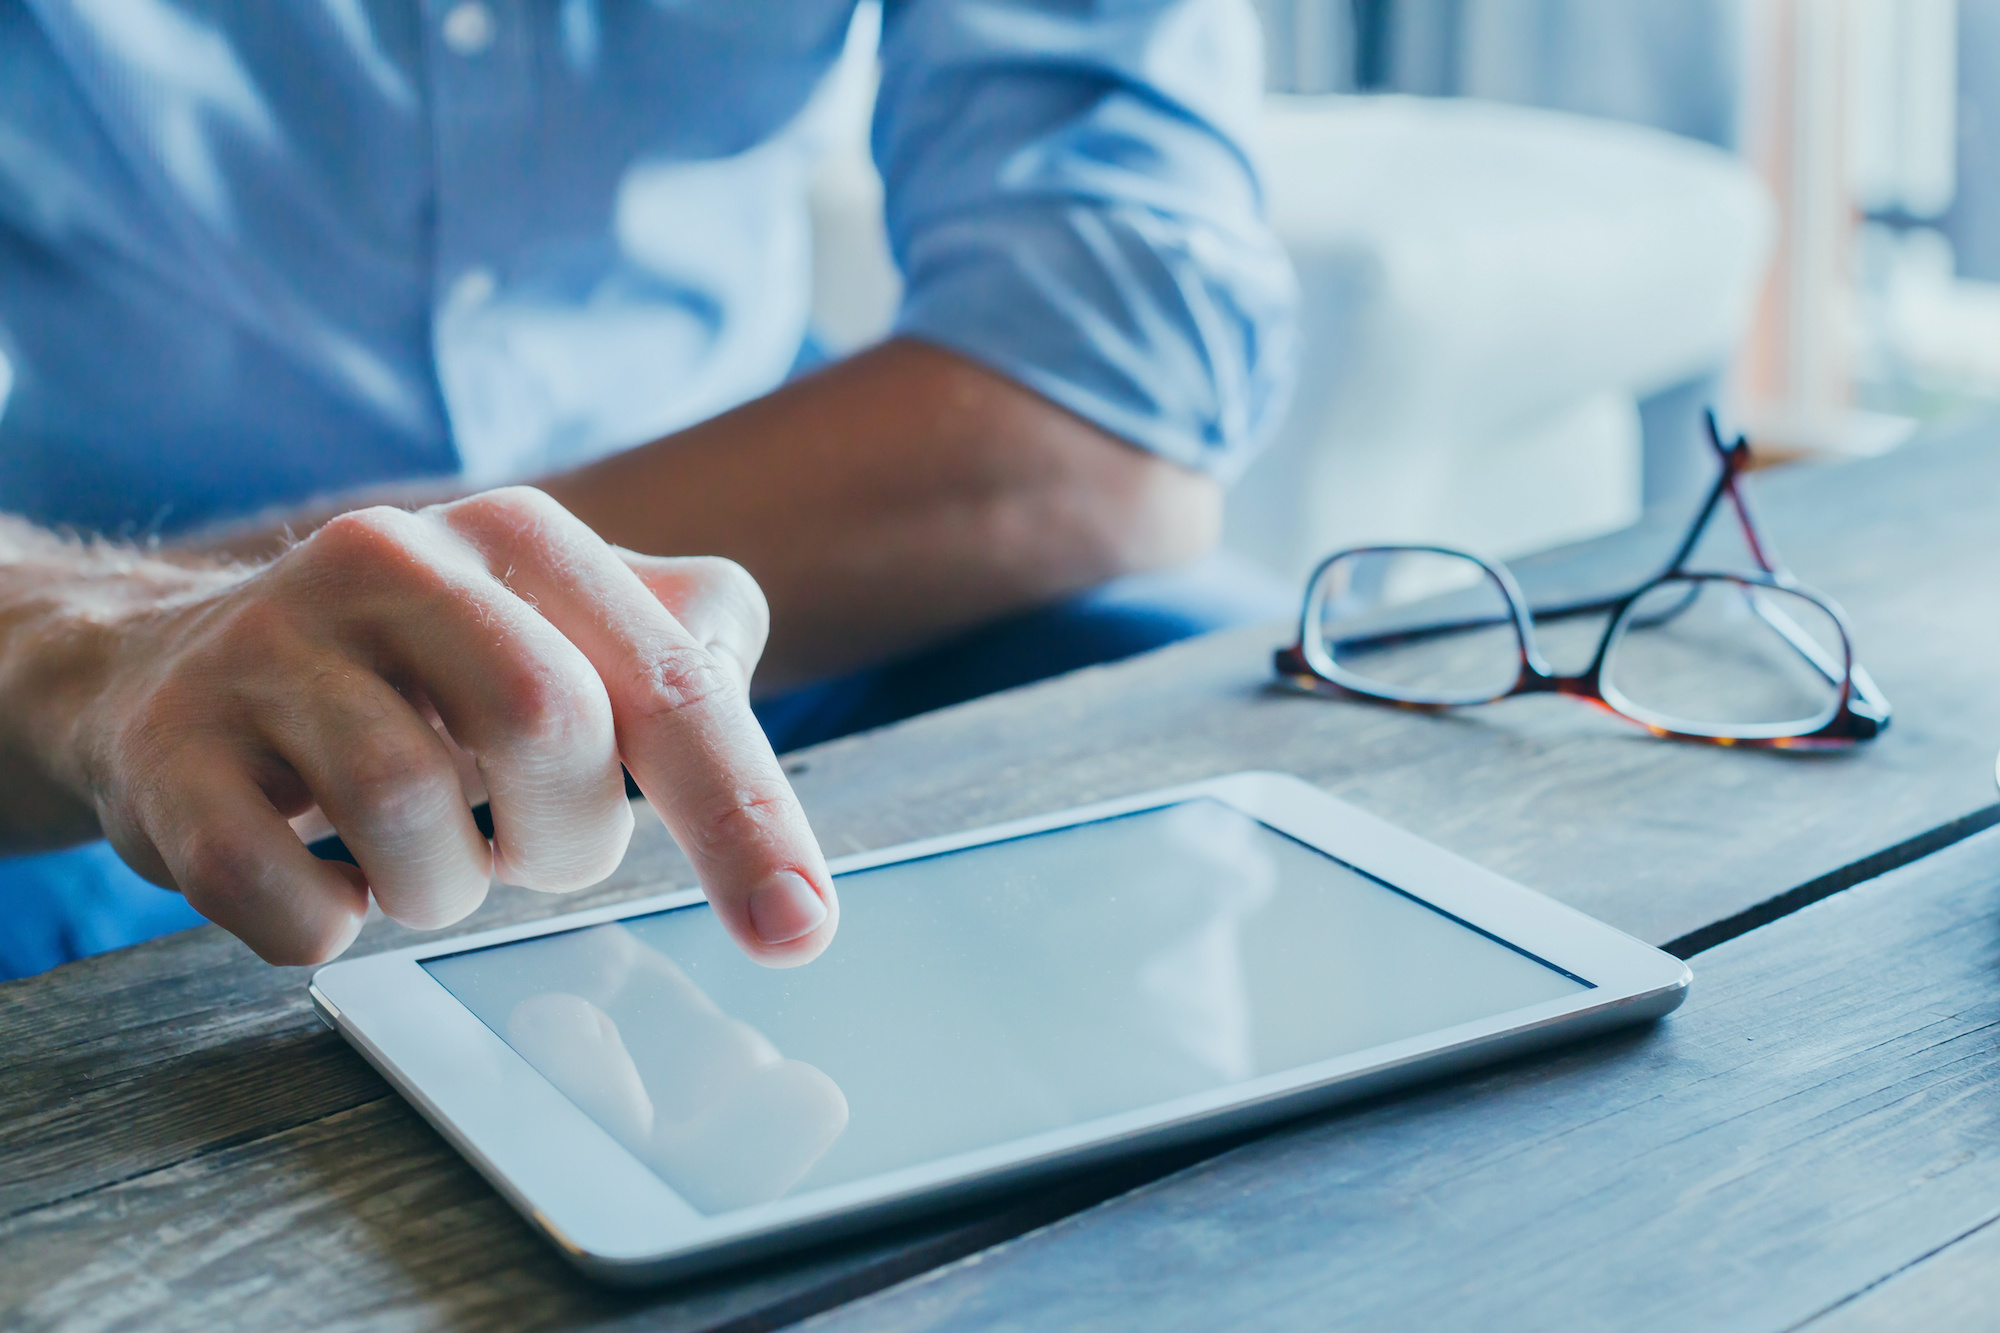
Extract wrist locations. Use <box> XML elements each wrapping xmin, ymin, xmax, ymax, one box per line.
<box><xmin>0</xmin><ymin>533</ymin><xmax>247</xmax><ymax>851</ymax></box>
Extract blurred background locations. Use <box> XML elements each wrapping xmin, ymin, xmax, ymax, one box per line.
<box><xmin>808</xmin><ymin>0</ymin><xmax>2000</xmax><ymax>584</ymax></box>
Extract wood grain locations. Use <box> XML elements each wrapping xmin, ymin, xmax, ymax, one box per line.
<box><xmin>1</xmin><ymin>415</ymin><xmax>1995</xmax><ymax>1330</ymax></box>
<box><xmin>0</xmin><ymin>1092</ymin><xmax>1208</xmax><ymax>1333</ymax></box>
<box><xmin>798</xmin><ymin>824</ymin><xmax>2000</xmax><ymax>1333</ymax></box>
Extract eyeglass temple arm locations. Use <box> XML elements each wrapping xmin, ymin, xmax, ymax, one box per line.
<box><xmin>1748</xmin><ymin>589</ymin><xmax>1891</xmax><ymax>724</ymax></box>
<box><xmin>1847</xmin><ymin>662</ymin><xmax>1891</xmax><ymax>722</ymax></box>
<box><xmin>1747</xmin><ymin>592</ymin><xmax>1841</xmax><ymax>687</ymax></box>
<box><xmin>1704</xmin><ymin>412</ymin><xmax>1887</xmax><ymax>724</ymax></box>
<box><xmin>1688</xmin><ymin>410</ymin><xmax>1783</xmax><ymax>577</ymax></box>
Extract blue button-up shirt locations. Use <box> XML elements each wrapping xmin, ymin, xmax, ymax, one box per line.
<box><xmin>0</xmin><ymin>0</ymin><xmax>1295</xmax><ymax>537</ymax></box>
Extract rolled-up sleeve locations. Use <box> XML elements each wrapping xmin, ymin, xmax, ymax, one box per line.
<box><xmin>878</xmin><ymin>0</ymin><xmax>1297</xmax><ymax>480</ymax></box>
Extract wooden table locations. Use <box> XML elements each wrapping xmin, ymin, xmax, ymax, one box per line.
<box><xmin>4</xmin><ymin>414</ymin><xmax>1998</xmax><ymax>1331</ymax></box>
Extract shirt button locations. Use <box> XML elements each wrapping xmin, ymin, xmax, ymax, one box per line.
<box><xmin>441</xmin><ymin>2</ymin><xmax>496</xmax><ymax>56</ymax></box>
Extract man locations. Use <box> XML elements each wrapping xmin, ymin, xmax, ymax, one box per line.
<box><xmin>0</xmin><ymin>0</ymin><xmax>1295</xmax><ymax>977</ymax></box>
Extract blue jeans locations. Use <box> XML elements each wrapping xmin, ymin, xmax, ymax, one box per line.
<box><xmin>0</xmin><ymin>555</ymin><xmax>1291</xmax><ymax>981</ymax></box>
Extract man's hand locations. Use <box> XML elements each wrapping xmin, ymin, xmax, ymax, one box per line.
<box><xmin>0</xmin><ymin>489</ymin><xmax>836</xmax><ymax>968</ymax></box>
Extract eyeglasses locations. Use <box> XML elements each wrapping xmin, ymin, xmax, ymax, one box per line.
<box><xmin>1274</xmin><ymin>414</ymin><xmax>1890</xmax><ymax>748</ymax></box>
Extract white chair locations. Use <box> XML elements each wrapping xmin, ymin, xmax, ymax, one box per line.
<box><xmin>1234</xmin><ymin>94</ymin><xmax>1773</xmax><ymax>581</ymax></box>
<box><xmin>804</xmin><ymin>75</ymin><xmax>1774</xmax><ymax>584</ymax></box>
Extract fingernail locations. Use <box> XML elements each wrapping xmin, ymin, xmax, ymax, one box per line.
<box><xmin>748</xmin><ymin>870</ymin><xmax>827</xmax><ymax>945</ymax></box>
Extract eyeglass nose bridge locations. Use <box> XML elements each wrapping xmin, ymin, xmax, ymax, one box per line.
<box><xmin>1508</xmin><ymin>658</ymin><xmax>1598</xmax><ymax>698</ymax></box>
<box><xmin>1494</xmin><ymin>613</ymin><xmax>1621</xmax><ymax>703</ymax></box>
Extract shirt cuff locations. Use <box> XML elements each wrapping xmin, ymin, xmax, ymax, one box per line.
<box><xmin>893</xmin><ymin>202</ymin><xmax>1297</xmax><ymax>481</ymax></box>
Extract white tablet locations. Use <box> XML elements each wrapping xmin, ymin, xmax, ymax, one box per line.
<box><xmin>309</xmin><ymin>771</ymin><xmax>1688</xmax><ymax>1286</ymax></box>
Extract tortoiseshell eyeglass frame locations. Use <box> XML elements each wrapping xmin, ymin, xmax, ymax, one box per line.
<box><xmin>1274</xmin><ymin>413</ymin><xmax>1892</xmax><ymax>749</ymax></box>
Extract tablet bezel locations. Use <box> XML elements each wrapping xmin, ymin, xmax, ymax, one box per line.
<box><xmin>309</xmin><ymin>770</ymin><xmax>1690</xmax><ymax>1285</ymax></box>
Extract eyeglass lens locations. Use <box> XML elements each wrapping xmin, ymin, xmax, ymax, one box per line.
<box><xmin>1310</xmin><ymin>550</ymin><xmax>1520</xmax><ymax>705</ymax></box>
<box><xmin>1602</xmin><ymin>577</ymin><xmax>1848</xmax><ymax>734</ymax></box>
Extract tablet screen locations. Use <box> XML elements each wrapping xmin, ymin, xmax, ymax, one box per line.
<box><xmin>423</xmin><ymin>799</ymin><xmax>1587</xmax><ymax>1215</ymax></box>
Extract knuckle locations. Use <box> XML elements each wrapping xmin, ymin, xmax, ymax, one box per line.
<box><xmin>447</xmin><ymin>486</ymin><xmax>572</xmax><ymax>543</ymax></box>
<box><xmin>630</xmin><ymin>644</ymin><xmax>736</xmax><ymax>722</ymax></box>
<box><xmin>692</xmin><ymin>788</ymin><xmax>793</xmax><ymax>857</ymax></box>
<box><xmin>300</xmin><ymin>507</ymin><xmax>434</xmax><ymax>587</ymax></box>
<box><xmin>474</xmin><ymin>484</ymin><xmax>564</xmax><ymax>517</ymax></box>
<box><xmin>340</xmin><ymin>729</ymin><xmax>452</xmax><ymax>827</ymax></box>
<box><xmin>175</xmin><ymin>826</ymin><xmax>264</xmax><ymax>916</ymax></box>
<box><xmin>311</xmin><ymin>506</ymin><xmax>419</xmax><ymax>560</ymax></box>
<box><xmin>490</xmin><ymin>662</ymin><xmax>607</xmax><ymax>753</ymax></box>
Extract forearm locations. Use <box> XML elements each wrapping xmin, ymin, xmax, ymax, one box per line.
<box><xmin>187</xmin><ymin>340</ymin><xmax>1222</xmax><ymax>687</ymax></box>
<box><xmin>540</xmin><ymin>339</ymin><xmax>1221</xmax><ymax>686</ymax></box>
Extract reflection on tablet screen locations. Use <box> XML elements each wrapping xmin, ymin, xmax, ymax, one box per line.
<box><xmin>424</xmin><ymin>800</ymin><xmax>1587</xmax><ymax>1215</ymax></box>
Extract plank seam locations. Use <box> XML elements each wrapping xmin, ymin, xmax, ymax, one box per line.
<box><xmin>694</xmin><ymin>1205</ymin><xmax>1075</xmax><ymax>1333</ymax></box>
<box><xmin>697</xmin><ymin>1143</ymin><xmax>1249</xmax><ymax>1333</ymax></box>
<box><xmin>0</xmin><ymin>1090</ymin><xmax>394</xmax><ymax>1226</ymax></box>
<box><xmin>1664</xmin><ymin>803</ymin><xmax>2000</xmax><ymax>959</ymax></box>
<box><xmin>1787</xmin><ymin>1207</ymin><xmax>2000</xmax><ymax>1330</ymax></box>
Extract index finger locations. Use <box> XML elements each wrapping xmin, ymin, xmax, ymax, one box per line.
<box><xmin>436</xmin><ymin>491</ymin><xmax>837</xmax><ymax>965</ymax></box>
